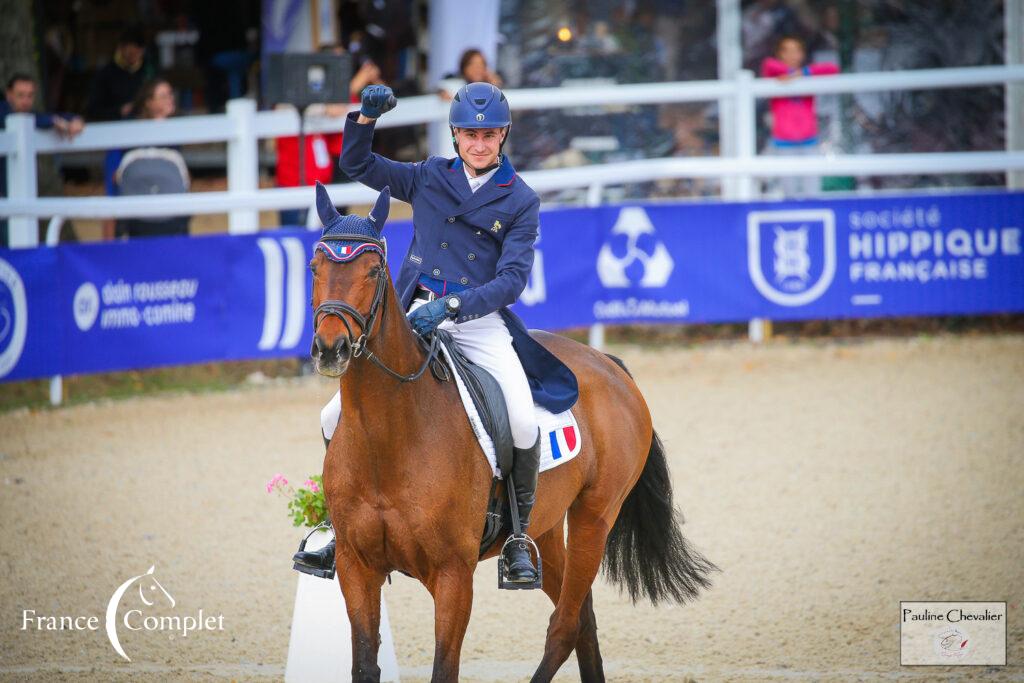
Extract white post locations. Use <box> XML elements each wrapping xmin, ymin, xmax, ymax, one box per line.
<box><xmin>45</xmin><ymin>215</ymin><xmax>65</xmax><ymax>405</ymax></box>
<box><xmin>49</xmin><ymin>376</ymin><xmax>63</xmax><ymax>405</ymax></box>
<box><xmin>734</xmin><ymin>70</ymin><xmax>757</xmax><ymax>200</ymax></box>
<box><xmin>1007</xmin><ymin>0</ymin><xmax>1023</xmax><ymax>189</ymax></box>
<box><xmin>226</xmin><ymin>99</ymin><xmax>260</xmax><ymax>233</ymax></box>
<box><xmin>734</xmin><ymin>70</ymin><xmax>769</xmax><ymax>341</ymax></box>
<box><xmin>586</xmin><ymin>182</ymin><xmax>605</xmax><ymax>350</ymax></box>
<box><xmin>5</xmin><ymin>114</ymin><xmax>39</xmax><ymax>248</ymax></box>
<box><xmin>717</xmin><ymin>0</ymin><xmax>742</xmax><ymax>198</ymax></box>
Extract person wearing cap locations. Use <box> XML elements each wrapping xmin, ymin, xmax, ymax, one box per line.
<box><xmin>292</xmin><ymin>82</ymin><xmax>578</xmax><ymax>585</ymax></box>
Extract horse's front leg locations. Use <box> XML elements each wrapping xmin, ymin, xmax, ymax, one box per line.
<box><xmin>336</xmin><ymin>551</ymin><xmax>387</xmax><ymax>683</ymax></box>
<box><xmin>426</xmin><ymin>561</ymin><xmax>475</xmax><ymax>683</ymax></box>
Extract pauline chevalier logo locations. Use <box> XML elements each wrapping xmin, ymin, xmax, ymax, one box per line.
<box><xmin>21</xmin><ymin>564</ymin><xmax>225</xmax><ymax>662</ymax></box>
<box><xmin>900</xmin><ymin>601</ymin><xmax>1005</xmax><ymax>666</ymax></box>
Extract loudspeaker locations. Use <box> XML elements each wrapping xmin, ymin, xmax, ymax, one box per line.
<box><xmin>265</xmin><ymin>53</ymin><xmax>353</xmax><ymax>109</ymax></box>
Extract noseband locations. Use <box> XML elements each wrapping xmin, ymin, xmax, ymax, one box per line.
<box><xmin>312</xmin><ymin>234</ymin><xmax>440</xmax><ymax>383</ymax></box>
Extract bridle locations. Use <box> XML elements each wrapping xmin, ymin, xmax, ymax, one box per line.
<box><xmin>312</xmin><ymin>234</ymin><xmax>441</xmax><ymax>383</ymax></box>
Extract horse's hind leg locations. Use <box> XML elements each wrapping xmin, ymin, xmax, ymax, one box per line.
<box><xmin>426</xmin><ymin>562</ymin><xmax>475</xmax><ymax>683</ymax></box>
<box><xmin>537</xmin><ymin>522</ymin><xmax>605</xmax><ymax>683</ymax></box>
<box><xmin>531</xmin><ymin>500</ymin><xmax>612</xmax><ymax>683</ymax></box>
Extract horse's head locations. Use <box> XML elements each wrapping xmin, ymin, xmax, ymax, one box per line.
<box><xmin>136</xmin><ymin>565</ymin><xmax>175</xmax><ymax>608</ymax></box>
<box><xmin>310</xmin><ymin>182</ymin><xmax>391</xmax><ymax>377</ymax></box>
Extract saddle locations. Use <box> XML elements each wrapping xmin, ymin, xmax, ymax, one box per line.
<box><xmin>431</xmin><ymin>329</ymin><xmax>514</xmax><ymax>557</ymax></box>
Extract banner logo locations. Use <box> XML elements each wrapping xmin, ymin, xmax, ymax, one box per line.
<box><xmin>597</xmin><ymin>207</ymin><xmax>674</xmax><ymax>288</ymax></box>
<box><xmin>0</xmin><ymin>256</ymin><xmax>27</xmax><ymax>379</ymax></box>
<box><xmin>257</xmin><ymin>237</ymin><xmax>308</xmax><ymax>350</ymax></box>
<box><xmin>73</xmin><ymin>282</ymin><xmax>100</xmax><ymax>331</ymax></box>
<box><xmin>748</xmin><ymin>209</ymin><xmax>836</xmax><ymax>306</ymax></box>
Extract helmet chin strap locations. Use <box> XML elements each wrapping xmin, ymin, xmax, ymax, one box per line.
<box><xmin>461</xmin><ymin>154</ymin><xmax>502</xmax><ymax>175</ymax></box>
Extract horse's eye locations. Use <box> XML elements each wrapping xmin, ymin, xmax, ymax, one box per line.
<box><xmin>308</xmin><ymin>261</ymin><xmax>317</xmax><ymax>274</ymax></box>
<box><xmin>369</xmin><ymin>266</ymin><xmax>381</xmax><ymax>279</ymax></box>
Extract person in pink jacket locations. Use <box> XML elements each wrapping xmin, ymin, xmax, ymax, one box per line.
<box><xmin>761</xmin><ymin>35</ymin><xmax>839</xmax><ymax>196</ymax></box>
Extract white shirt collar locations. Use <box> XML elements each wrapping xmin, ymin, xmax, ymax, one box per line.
<box><xmin>463</xmin><ymin>163</ymin><xmax>499</xmax><ymax>193</ymax></box>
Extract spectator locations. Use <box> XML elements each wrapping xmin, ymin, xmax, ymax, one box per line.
<box><xmin>86</xmin><ymin>26</ymin><xmax>148</xmax><ymax>122</ymax></box>
<box><xmin>274</xmin><ymin>52</ymin><xmax>384</xmax><ymax>226</ymax></box>
<box><xmin>129</xmin><ymin>77</ymin><xmax>177</xmax><ymax>120</ymax></box>
<box><xmin>1</xmin><ymin>73</ymin><xmax>85</xmax><ymax>246</ymax></box>
<box><xmin>438</xmin><ymin>49</ymin><xmax>503</xmax><ymax>101</ymax></box>
<box><xmin>761</xmin><ymin>35</ymin><xmax>839</xmax><ymax>197</ymax></box>
<box><xmin>87</xmin><ymin>26</ymin><xmax>149</xmax><ymax>239</ymax></box>
<box><xmin>1</xmin><ymin>73</ymin><xmax>84</xmax><ymax>136</ymax></box>
<box><xmin>114</xmin><ymin>78</ymin><xmax>190</xmax><ymax>238</ymax></box>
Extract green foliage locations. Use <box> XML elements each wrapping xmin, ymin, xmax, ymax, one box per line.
<box><xmin>266</xmin><ymin>473</ymin><xmax>328</xmax><ymax>528</ymax></box>
<box><xmin>287</xmin><ymin>475</ymin><xmax>328</xmax><ymax>528</ymax></box>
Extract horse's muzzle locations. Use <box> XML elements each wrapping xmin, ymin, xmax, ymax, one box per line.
<box><xmin>311</xmin><ymin>334</ymin><xmax>351</xmax><ymax>377</ymax></box>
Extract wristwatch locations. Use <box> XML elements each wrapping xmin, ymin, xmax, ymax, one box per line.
<box><xmin>444</xmin><ymin>295</ymin><xmax>462</xmax><ymax>318</ymax></box>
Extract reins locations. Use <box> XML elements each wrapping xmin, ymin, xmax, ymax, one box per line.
<box><xmin>313</xmin><ymin>233</ymin><xmax>441</xmax><ymax>383</ymax></box>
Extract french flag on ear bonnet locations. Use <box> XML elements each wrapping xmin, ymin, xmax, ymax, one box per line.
<box><xmin>314</xmin><ymin>181</ymin><xmax>391</xmax><ymax>263</ymax></box>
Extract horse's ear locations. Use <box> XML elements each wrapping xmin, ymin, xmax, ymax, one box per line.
<box><xmin>368</xmin><ymin>186</ymin><xmax>390</xmax><ymax>230</ymax></box>
<box><xmin>315</xmin><ymin>181</ymin><xmax>342</xmax><ymax>228</ymax></box>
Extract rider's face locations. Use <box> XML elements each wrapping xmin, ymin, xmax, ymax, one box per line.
<box><xmin>454</xmin><ymin>127</ymin><xmax>507</xmax><ymax>173</ymax></box>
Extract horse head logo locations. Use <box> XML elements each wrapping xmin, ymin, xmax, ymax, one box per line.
<box><xmin>105</xmin><ymin>565</ymin><xmax>175</xmax><ymax>662</ymax></box>
<box><xmin>933</xmin><ymin>626</ymin><xmax>970</xmax><ymax>660</ymax></box>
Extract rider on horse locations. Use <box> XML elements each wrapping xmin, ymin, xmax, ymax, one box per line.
<box><xmin>293</xmin><ymin>81</ymin><xmax>545</xmax><ymax>584</ymax></box>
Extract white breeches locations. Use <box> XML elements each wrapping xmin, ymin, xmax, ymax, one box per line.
<box><xmin>320</xmin><ymin>303</ymin><xmax>538</xmax><ymax>449</ymax></box>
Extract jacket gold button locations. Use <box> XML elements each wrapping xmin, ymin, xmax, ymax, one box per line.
<box><xmin>433</xmin><ymin>268</ymin><xmax>441</xmax><ymax>276</ymax></box>
<box><xmin>460</xmin><ymin>277</ymin><xmax>468</xmax><ymax>285</ymax></box>
<box><xmin>447</xmin><ymin>217</ymin><xmax>455</xmax><ymax>223</ymax></box>
<box><xmin>468</xmin><ymin>253</ymin><xmax>476</xmax><ymax>260</ymax></box>
<box><xmin>441</xmin><ymin>242</ymin><xmax>448</xmax><ymax>248</ymax></box>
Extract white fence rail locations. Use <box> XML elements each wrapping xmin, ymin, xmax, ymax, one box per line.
<box><xmin>3</xmin><ymin>64</ymin><xmax>1024</xmax><ymax>249</ymax></box>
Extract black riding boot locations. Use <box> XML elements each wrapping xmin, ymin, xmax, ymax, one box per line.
<box><xmin>505</xmin><ymin>431</ymin><xmax>541</xmax><ymax>583</ymax></box>
<box><xmin>292</xmin><ymin>537</ymin><xmax>336</xmax><ymax>575</ymax></box>
<box><xmin>292</xmin><ymin>430</ymin><xmax>336</xmax><ymax>578</ymax></box>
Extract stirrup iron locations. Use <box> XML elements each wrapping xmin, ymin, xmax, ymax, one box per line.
<box><xmin>292</xmin><ymin>521</ymin><xmax>336</xmax><ymax>580</ymax></box>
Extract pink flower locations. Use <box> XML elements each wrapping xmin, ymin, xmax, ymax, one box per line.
<box><xmin>304</xmin><ymin>479</ymin><xmax>320</xmax><ymax>494</ymax></box>
<box><xmin>265</xmin><ymin>473</ymin><xmax>288</xmax><ymax>493</ymax></box>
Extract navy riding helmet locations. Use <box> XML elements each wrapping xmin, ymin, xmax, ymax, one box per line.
<box><xmin>449</xmin><ymin>82</ymin><xmax>511</xmax><ymax>128</ymax></box>
<box><xmin>449</xmin><ymin>82</ymin><xmax>511</xmax><ymax>159</ymax></box>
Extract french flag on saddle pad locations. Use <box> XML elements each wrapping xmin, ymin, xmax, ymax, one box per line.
<box><xmin>537</xmin><ymin>412</ymin><xmax>582</xmax><ymax>472</ymax></box>
<box><xmin>548</xmin><ymin>426</ymin><xmax>578</xmax><ymax>460</ymax></box>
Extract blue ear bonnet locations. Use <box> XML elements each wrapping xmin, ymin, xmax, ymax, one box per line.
<box><xmin>314</xmin><ymin>182</ymin><xmax>390</xmax><ymax>263</ymax></box>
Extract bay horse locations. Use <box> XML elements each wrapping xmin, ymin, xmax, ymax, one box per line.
<box><xmin>310</xmin><ymin>202</ymin><xmax>715</xmax><ymax>682</ymax></box>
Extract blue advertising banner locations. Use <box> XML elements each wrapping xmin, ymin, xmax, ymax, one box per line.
<box><xmin>1</xmin><ymin>191</ymin><xmax>1021</xmax><ymax>383</ymax></box>
<box><xmin>511</xmin><ymin>191</ymin><xmax>1024</xmax><ymax>328</ymax></box>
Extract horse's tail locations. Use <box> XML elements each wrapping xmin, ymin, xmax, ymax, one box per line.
<box><xmin>601</xmin><ymin>354</ymin><xmax>718</xmax><ymax>605</ymax></box>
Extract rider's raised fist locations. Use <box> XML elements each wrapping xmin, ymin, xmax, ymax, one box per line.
<box><xmin>360</xmin><ymin>85</ymin><xmax>396</xmax><ymax>119</ymax></box>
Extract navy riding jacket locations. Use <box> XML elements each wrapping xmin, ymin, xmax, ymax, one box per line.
<box><xmin>338</xmin><ymin>112</ymin><xmax>578</xmax><ymax>413</ymax></box>
<box><xmin>338</xmin><ymin>112</ymin><xmax>538</xmax><ymax>323</ymax></box>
